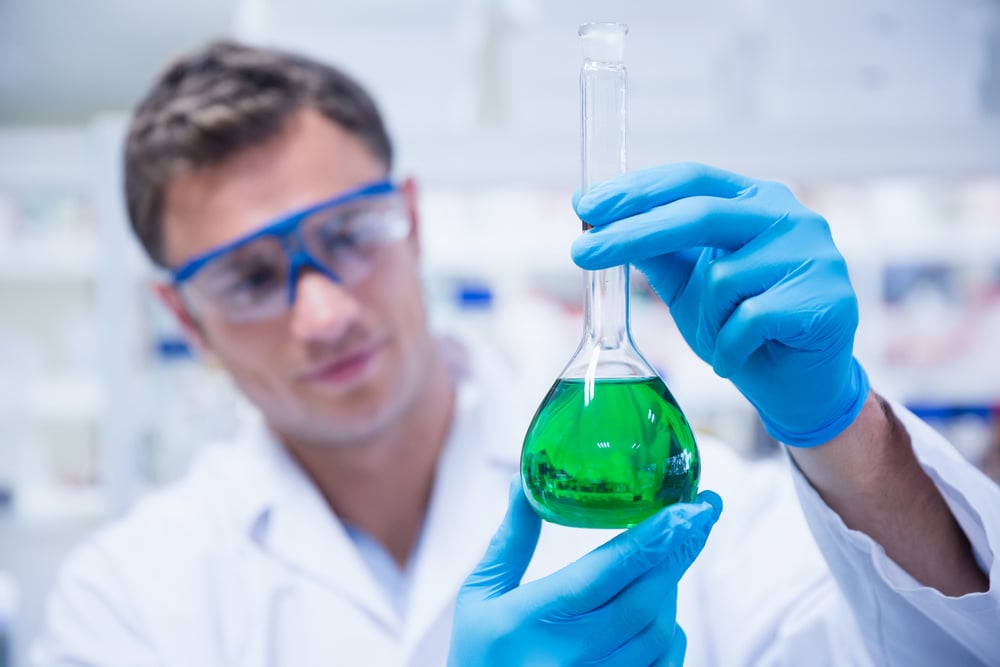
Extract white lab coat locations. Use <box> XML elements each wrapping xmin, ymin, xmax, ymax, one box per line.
<box><xmin>31</xmin><ymin>338</ymin><xmax>1000</xmax><ymax>666</ymax></box>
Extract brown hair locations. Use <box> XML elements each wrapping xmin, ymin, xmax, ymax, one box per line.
<box><xmin>124</xmin><ymin>40</ymin><xmax>393</xmax><ymax>266</ymax></box>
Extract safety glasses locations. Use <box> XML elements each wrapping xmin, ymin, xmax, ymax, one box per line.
<box><xmin>170</xmin><ymin>180</ymin><xmax>411</xmax><ymax>323</ymax></box>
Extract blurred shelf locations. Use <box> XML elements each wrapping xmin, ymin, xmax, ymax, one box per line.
<box><xmin>0</xmin><ymin>569</ymin><xmax>14</xmax><ymax>628</ymax></box>
<box><xmin>405</xmin><ymin>123</ymin><xmax>1000</xmax><ymax>187</ymax></box>
<box><xmin>15</xmin><ymin>484</ymin><xmax>108</xmax><ymax>521</ymax></box>
<box><xmin>0</xmin><ymin>127</ymin><xmax>91</xmax><ymax>191</ymax></box>
<box><xmin>23</xmin><ymin>373</ymin><xmax>104</xmax><ymax>422</ymax></box>
<box><xmin>0</xmin><ymin>238</ymin><xmax>98</xmax><ymax>282</ymax></box>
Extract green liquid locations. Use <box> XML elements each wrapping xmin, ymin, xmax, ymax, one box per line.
<box><xmin>521</xmin><ymin>376</ymin><xmax>700</xmax><ymax>528</ymax></box>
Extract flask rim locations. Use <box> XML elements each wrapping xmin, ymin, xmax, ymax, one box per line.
<box><xmin>578</xmin><ymin>22</ymin><xmax>628</xmax><ymax>63</ymax></box>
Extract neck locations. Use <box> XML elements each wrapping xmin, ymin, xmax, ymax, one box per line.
<box><xmin>280</xmin><ymin>341</ymin><xmax>456</xmax><ymax>568</ymax></box>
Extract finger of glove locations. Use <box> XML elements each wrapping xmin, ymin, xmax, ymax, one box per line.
<box><xmin>576</xmin><ymin>564</ymin><xmax>680</xmax><ymax>658</ymax></box>
<box><xmin>631</xmin><ymin>250</ymin><xmax>702</xmax><ymax>310</ymax></box>
<box><xmin>575</xmin><ymin>162</ymin><xmax>756</xmax><ymax>226</ymax></box>
<box><xmin>694</xmin><ymin>213</ymin><xmax>850</xmax><ymax>354</ymax></box>
<box><xmin>571</xmin><ymin>195</ymin><xmax>779</xmax><ymax>272</ymax></box>
<box><xmin>460</xmin><ymin>476</ymin><xmax>542</xmax><ymax>600</ymax></box>
<box><xmin>651</xmin><ymin>625</ymin><xmax>687</xmax><ymax>667</ymax></box>
<box><xmin>693</xmin><ymin>234</ymin><xmax>794</xmax><ymax>360</ymax></box>
<box><xmin>594</xmin><ymin>605</ymin><xmax>681</xmax><ymax>667</ymax></box>
<box><xmin>694</xmin><ymin>490</ymin><xmax>723</xmax><ymax>521</ymax></box>
<box><xmin>532</xmin><ymin>495</ymin><xmax>720</xmax><ymax>616</ymax></box>
<box><xmin>659</xmin><ymin>490</ymin><xmax>722</xmax><ymax>576</ymax></box>
<box><xmin>711</xmin><ymin>274</ymin><xmax>857</xmax><ymax>379</ymax></box>
<box><xmin>633</xmin><ymin>249</ymin><xmax>725</xmax><ymax>364</ymax></box>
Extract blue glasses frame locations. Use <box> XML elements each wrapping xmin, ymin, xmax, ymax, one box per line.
<box><xmin>170</xmin><ymin>180</ymin><xmax>399</xmax><ymax>306</ymax></box>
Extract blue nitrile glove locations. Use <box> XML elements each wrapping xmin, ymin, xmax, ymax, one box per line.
<box><xmin>448</xmin><ymin>478</ymin><xmax>722</xmax><ymax>667</ymax></box>
<box><xmin>572</xmin><ymin>162</ymin><xmax>870</xmax><ymax>447</ymax></box>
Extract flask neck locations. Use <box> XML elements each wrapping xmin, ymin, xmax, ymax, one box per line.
<box><xmin>583</xmin><ymin>264</ymin><xmax>631</xmax><ymax>349</ymax></box>
<box><xmin>578</xmin><ymin>24</ymin><xmax>635</xmax><ymax>358</ymax></box>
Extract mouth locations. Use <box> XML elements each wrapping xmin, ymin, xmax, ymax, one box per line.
<box><xmin>301</xmin><ymin>340</ymin><xmax>385</xmax><ymax>387</ymax></box>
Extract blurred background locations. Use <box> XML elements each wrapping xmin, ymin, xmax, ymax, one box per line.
<box><xmin>1</xmin><ymin>0</ymin><xmax>999</xmax><ymax>663</ymax></box>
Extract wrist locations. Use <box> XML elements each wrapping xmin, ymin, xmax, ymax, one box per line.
<box><xmin>788</xmin><ymin>392</ymin><xmax>990</xmax><ymax>595</ymax></box>
<box><xmin>758</xmin><ymin>358</ymin><xmax>870</xmax><ymax>448</ymax></box>
<box><xmin>787</xmin><ymin>391</ymin><xmax>906</xmax><ymax>500</ymax></box>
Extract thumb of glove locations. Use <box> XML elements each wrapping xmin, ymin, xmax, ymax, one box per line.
<box><xmin>461</xmin><ymin>476</ymin><xmax>542</xmax><ymax>601</ymax></box>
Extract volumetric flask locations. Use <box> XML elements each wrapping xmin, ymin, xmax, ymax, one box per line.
<box><xmin>520</xmin><ymin>23</ymin><xmax>700</xmax><ymax>529</ymax></box>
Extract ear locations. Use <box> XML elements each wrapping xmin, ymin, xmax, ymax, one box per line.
<box><xmin>400</xmin><ymin>177</ymin><xmax>421</xmax><ymax>254</ymax></box>
<box><xmin>153</xmin><ymin>282</ymin><xmax>215</xmax><ymax>360</ymax></box>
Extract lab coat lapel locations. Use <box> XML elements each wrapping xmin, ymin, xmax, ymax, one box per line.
<box><xmin>401</xmin><ymin>349</ymin><xmax>524</xmax><ymax>651</ymax></box>
<box><xmin>251</xmin><ymin>429</ymin><xmax>401</xmax><ymax>634</ymax></box>
<box><xmin>403</xmin><ymin>438</ymin><xmax>513</xmax><ymax>648</ymax></box>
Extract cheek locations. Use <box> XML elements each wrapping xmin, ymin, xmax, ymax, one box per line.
<box><xmin>382</xmin><ymin>248</ymin><xmax>428</xmax><ymax>329</ymax></box>
<box><xmin>200</xmin><ymin>316</ymin><xmax>291</xmax><ymax>382</ymax></box>
<box><xmin>370</xmin><ymin>248</ymin><xmax>432</xmax><ymax>360</ymax></box>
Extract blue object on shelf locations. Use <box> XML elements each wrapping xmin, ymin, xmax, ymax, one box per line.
<box><xmin>907</xmin><ymin>404</ymin><xmax>993</xmax><ymax>421</ymax></box>
<box><xmin>155</xmin><ymin>337</ymin><xmax>193</xmax><ymax>360</ymax></box>
<box><xmin>456</xmin><ymin>281</ymin><xmax>493</xmax><ymax>310</ymax></box>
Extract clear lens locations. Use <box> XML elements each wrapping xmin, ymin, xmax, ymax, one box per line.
<box><xmin>182</xmin><ymin>235</ymin><xmax>289</xmax><ymax>322</ymax></box>
<box><xmin>301</xmin><ymin>192</ymin><xmax>410</xmax><ymax>285</ymax></box>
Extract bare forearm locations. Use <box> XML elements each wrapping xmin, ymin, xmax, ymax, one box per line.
<box><xmin>788</xmin><ymin>391</ymin><xmax>988</xmax><ymax>597</ymax></box>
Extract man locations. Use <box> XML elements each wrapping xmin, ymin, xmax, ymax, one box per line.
<box><xmin>33</xmin><ymin>41</ymin><xmax>998</xmax><ymax>666</ymax></box>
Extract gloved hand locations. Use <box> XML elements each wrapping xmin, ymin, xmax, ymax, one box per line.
<box><xmin>448</xmin><ymin>478</ymin><xmax>722</xmax><ymax>667</ymax></box>
<box><xmin>572</xmin><ymin>162</ymin><xmax>870</xmax><ymax>447</ymax></box>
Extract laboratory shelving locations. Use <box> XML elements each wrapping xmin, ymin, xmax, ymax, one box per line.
<box><xmin>0</xmin><ymin>118</ymin><xmax>264</xmax><ymax>527</ymax></box>
<box><xmin>0</xmin><ymin>119</ymin><xmax>150</xmax><ymax>522</ymax></box>
<box><xmin>0</xmin><ymin>126</ymin><xmax>98</xmax><ymax>522</ymax></box>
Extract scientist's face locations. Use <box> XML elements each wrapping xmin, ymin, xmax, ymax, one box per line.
<box><xmin>158</xmin><ymin>109</ymin><xmax>433</xmax><ymax>446</ymax></box>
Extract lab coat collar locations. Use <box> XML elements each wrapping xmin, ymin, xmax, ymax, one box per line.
<box><xmin>234</xmin><ymin>414</ymin><xmax>402</xmax><ymax>632</ymax></box>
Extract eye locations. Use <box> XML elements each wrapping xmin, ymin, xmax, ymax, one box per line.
<box><xmin>318</xmin><ymin>227</ymin><xmax>361</xmax><ymax>250</ymax></box>
<box><xmin>228</xmin><ymin>263</ymin><xmax>281</xmax><ymax>295</ymax></box>
<box><xmin>315</xmin><ymin>212</ymin><xmax>384</xmax><ymax>254</ymax></box>
<box><xmin>305</xmin><ymin>202</ymin><xmax>405</xmax><ymax>259</ymax></box>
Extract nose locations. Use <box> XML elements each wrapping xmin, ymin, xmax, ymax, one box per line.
<box><xmin>289</xmin><ymin>269</ymin><xmax>362</xmax><ymax>343</ymax></box>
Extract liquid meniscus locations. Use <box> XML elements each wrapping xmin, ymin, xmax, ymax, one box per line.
<box><xmin>521</xmin><ymin>376</ymin><xmax>700</xmax><ymax>528</ymax></box>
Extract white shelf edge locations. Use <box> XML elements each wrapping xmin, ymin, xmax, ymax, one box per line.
<box><xmin>18</xmin><ymin>373</ymin><xmax>105</xmax><ymax>422</ymax></box>
<box><xmin>14</xmin><ymin>484</ymin><xmax>109</xmax><ymax>522</ymax></box>
<box><xmin>0</xmin><ymin>238</ymin><xmax>98</xmax><ymax>282</ymax></box>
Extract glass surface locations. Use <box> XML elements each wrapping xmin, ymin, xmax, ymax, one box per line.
<box><xmin>522</xmin><ymin>377</ymin><xmax>700</xmax><ymax>528</ymax></box>
<box><xmin>520</xmin><ymin>23</ymin><xmax>701</xmax><ymax>528</ymax></box>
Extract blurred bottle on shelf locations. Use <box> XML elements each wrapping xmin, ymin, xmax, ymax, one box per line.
<box><xmin>907</xmin><ymin>403</ymin><xmax>1000</xmax><ymax>483</ymax></box>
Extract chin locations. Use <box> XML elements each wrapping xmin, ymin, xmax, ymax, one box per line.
<box><xmin>296</xmin><ymin>389</ymin><xmax>410</xmax><ymax>446</ymax></box>
<box><xmin>303</xmin><ymin>413</ymin><xmax>399</xmax><ymax>447</ymax></box>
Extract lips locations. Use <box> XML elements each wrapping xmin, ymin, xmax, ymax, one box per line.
<box><xmin>302</xmin><ymin>340</ymin><xmax>384</xmax><ymax>386</ymax></box>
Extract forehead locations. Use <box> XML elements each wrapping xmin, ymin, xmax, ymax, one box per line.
<box><xmin>161</xmin><ymin>109</ymin><xmax>388</xmax><ymax>267</ymax></box>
